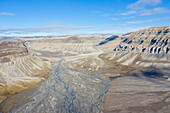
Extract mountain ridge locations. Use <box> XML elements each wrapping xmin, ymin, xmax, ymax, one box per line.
<box><xmin>98</xmin><ymin>26</ymin><xmax>170</xmax><ymax>68</ymax></box>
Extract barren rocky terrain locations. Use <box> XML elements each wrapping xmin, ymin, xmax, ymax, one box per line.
<box><xmin>0</xmin><ymin>39</ymin><xmax>52</xmax><ymax>103</ymax></box>
<box><xmin>0</xmin><ymin>27</ymin><xmax>169</xmax><ymax>113</ymax></box>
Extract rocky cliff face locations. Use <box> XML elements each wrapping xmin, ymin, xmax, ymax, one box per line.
<box><xmin>0</xmin><ymin>39</ymin><xmax>28</xmax><ymax>63</ymax></box>
<box><xmin>0</xmin><ymin>39</ymin><xmax>52</xmax><ymax>102</ymax></box>
<box><xmin>99</xmin><ymin>27</ymin><xmax>170</xmax><ymax>68</ymax></box>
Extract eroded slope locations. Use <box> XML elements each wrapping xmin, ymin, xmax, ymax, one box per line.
<box><xmin>0</xmin><ymin>39</ymin><xmax>52</xmax><ymax>103</ymax></box>
<box><xmin>99</xmin><ymin>27</ymin><xmax>170</xmax><ymax>68</ymax></box>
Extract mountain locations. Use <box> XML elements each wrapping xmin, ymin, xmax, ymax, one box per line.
<box><xmin>0</xmin><ymin>27</ymin><xmax>170</xmax><ymax>112</ymax></box>
<box><xmin>0</xmin><ymin>39</ymin><xmax>52</xmax><ymax>103</ymax></box>
<box><xmin>98</xmin><ymin>27</ymin><xmax>170</xmax><ymax>68</ymax></box>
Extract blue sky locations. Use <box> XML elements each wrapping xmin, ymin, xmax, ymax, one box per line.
<box><xmin>0</xmin><ymin>0</ymin><xmax>170</xmax><ymax>36</ymax></box>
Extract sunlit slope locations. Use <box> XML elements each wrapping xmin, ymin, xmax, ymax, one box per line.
<box><xmin>99</xmin><ymin>27</ymin><xmax>170</xmax><ymax>68</ymax></box>
<box><xmin>0</xmin><ymin>39</ymin><xmax>52</xmax><ymax>102</ymax></box>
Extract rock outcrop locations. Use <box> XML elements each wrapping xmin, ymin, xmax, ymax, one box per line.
<box><xmin>0</xmin><ymin>39</ymin><xmax>52</xmax><ymax>103</ymax></box>
<box><xmin>0</xmin><ymin>39</ymin><xmax>28</xmax><ymax>63</ymax></box>
<box><xmin>99</xmin><ymin>27</ymin><xmax>170</xmax><ymax>68</ymax></box>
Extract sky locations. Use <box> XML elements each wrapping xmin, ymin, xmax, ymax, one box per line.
<box><xmin>0</xmin><ymin>0</ymin><xmax>170</xmax><ymax>36</ymax></box>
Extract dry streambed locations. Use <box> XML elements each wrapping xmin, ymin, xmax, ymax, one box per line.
<box><xmin>0</xmin><ymin>59</ymin><xmax>111</xmax><ymax>113</ymax></box>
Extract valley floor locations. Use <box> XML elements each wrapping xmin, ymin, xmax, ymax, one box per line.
<box><xmin>0</xmin><ymin>53</ymin><xmax>170</xmax><ymax>113</ymax></box>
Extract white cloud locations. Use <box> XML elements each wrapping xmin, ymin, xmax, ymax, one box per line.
<box><xmin>164</xmin><ymin>17</ymin><xmax>170</xmax><ymax>20</ymax></box>
<box><xmin>126</xmin><ymin>17</ymin><xmax>170</xmax><ymax>24</ymax></box>
<box><xmin>0</xmin><ymin>25</ymin><xmax>96</xmax><ymax>35</ymax></box>
<box><xmin>111</xmin><ymin>18</ymin><xmax>118</xmax><ymax>20</ymax></box>
<box><xmin>140</xmin><ymin>7</ymin><xmax>170</xmax><ymax>15</ymax></box>
<box><xmin>153</xmin><ymin>7</ymin><xmax>169</xmax><ymax>13</ymax></box>
<box><xmin>93</xmin><ymin>26</ymin><xmax>151</xmax><ymax>35</ymax></box>
<box><xmin>127</xmin><ymin>0</ymin><xmax>162</xmax><ymax>10</ymax></box>
<box><xmin>100</xmin><ymin>14</ymin><xmax>110</xmax><ymax>17</ymax></box>
<box><xmin>0</xmin><ymin>12</ymin><xmax>15</xmax><ymax>16</ymax></box>
<box><xmin>121</xmin><ymin>0</ymin><xmax>169</xmax><ymax>17</ymax></box>
<box><xmin>126</xmin><ymin>19</ymin><xmax>154</xmax><ymax>24</ymax></box>
<box><xmin>120</xmin><ymin>11</ymin><xmax>138</xmax><ymax>15</ymax></box>
<box><xmin>140</xmin><ymin>9</ymin><xmax>153</xmax><ymax>16</ymax></box>
<box><xmin>121</xmin><ymin>7</ymin><xmax>169</xmax><ymax>16</ymax></box>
